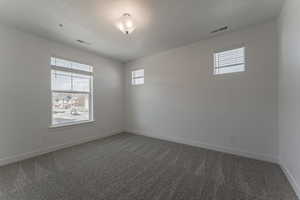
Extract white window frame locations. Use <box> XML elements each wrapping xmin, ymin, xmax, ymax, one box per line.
<box><xmin>213</xmin><ymin>46</ymin><xmax>246</xmax><ymax>75</ymax></box>
<box><xmin>131</xmin><ymin>69</ymin><xmax>144</xmax><ymax>85</ymax></box>
<box><xmin>50</xmin><ymin>57</ymin><xmax>94</xmax><ymax>128</ymax></box>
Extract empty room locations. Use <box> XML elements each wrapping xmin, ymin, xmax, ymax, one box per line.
<box><xmin>0</xmin><ymin>0</ymin><xmax>299</xmax><ymax>199</ymax></box>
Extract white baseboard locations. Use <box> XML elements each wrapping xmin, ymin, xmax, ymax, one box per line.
<box><xmin>129</xmin><ymin>131</ymin><xmax>278</xmax><ymax>163</ymax></box>
<box><xmin>280</xmin><ymin>164</ymin><xmax>300</xmax><ymax>199</ymax></box>
<box><xmin>0</xmin><ymin>130</ymin><xmax>123</xmax><ymax>167</ymax></box>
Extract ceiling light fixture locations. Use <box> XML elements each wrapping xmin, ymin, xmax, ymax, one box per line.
<box><xmin>116</xmin><ymin>13</ymin><xmax>136</xmax><ymax>35</ymax></box>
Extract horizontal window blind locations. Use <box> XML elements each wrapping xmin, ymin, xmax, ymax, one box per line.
<box><xmin>214</xmin><ymin>47</ymin><xmax>245</xmax><ymax>75</ymax></box>
<box><xmin>51</xmin><ymin>70</ymin><xmax>91</xmax><ymax>92</ymax></box>
<box><xmin>51</xmin><ymin>57</ymin><xmax>93</xmax><ymax>73</ymax></box>
<box><xmin>132</xmin><ymin>69</ymin><xmax>144</xmax><ymax>85</ymax></box>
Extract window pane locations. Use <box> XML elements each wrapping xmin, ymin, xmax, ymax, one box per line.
<box><xmin>132</xmin><ymin>69</ymin><xmax>144</xmax><ymax>78</ymax></box>
<box><xmin>214</xmin><ymin>47</ymin><xmax>245</xmax><ymax>75</ymax></box>
<box><xmin>72</xmin><ymin>62</ymin><xmax>92</xmax><ymax>72</ymax></box>
<box><xmin>51</xmin><ymin>70</ymin><xmax>72</xmax><ymax>91</ymax></box>
<box><xmin>218</xmin><ymin>56</ymin><xmax>244</xmax><ymax>67</ymax></box>
<box><xmin>51</xmin><ymin>57</ymin><xmax>93</xmax><ymax>72</ymax></box>
<box><xmin>72</xmin><ymin>74</ymin><xmax>91</xmax><ymax>92</ymax></box>
<box><xmin>51</xmin><ymin>57</ymin><xmax>94</xmax><ymax>127</ymax></box>
<box><xmin>215</xmin><ymin>64</ymin><xmax>245</xmax><ymax>75</ymax></box>
<box><xmin>132</xmin><ymin>69</ymin><xmax>144</xmax><ymax>85</ymax></box>
<box><xmin>216</xmin><ymin>47</ymin><xmax>244</xmax><ymax>68</ymax></box>
<box><xmin>51</xmin><ymin>57</ymin><xmax>56</xmax><ymax>66</ymax></box>
<box><xmin>132</xmin><ymin>77</ymin><xmax>144</xmax><ymax>85</ymax></box>
<box><xmin>52</xmin><ymin>93</ymin><xmax>90</xmax><ymax>125</ymax></box>
<box><xmin>51</xmin><ymin>58</ymin><xmax>72</xmax><ymax>69</ymax></box>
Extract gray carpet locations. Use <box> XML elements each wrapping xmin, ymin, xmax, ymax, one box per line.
<box><xmin>0</xmin><ymin>133</ymin><xmax>298</xmax><ymax>200</ymax></box>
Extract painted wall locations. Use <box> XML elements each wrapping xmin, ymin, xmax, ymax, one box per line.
<box><xmin>278</xmin><ymin>0</ymin><xmax>300</xmax><ymax>196</ymax></box>
<box><xmin>0</xmin><ymin>24</ymin><xmax>124</xmax><ymax>165</ymax></box>
<box><xmin>125</xmin><ymin>21</ymin><xmax>278</xmax><ymax>162</ymax></box>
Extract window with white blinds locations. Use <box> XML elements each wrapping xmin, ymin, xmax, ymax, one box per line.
<box><xmin>132</xmin><ymin>69</ymin><xmax>144</xmax><ymax>85</ymax></box>
<box><xmin>214</xmin><ymin>47</ymin><xmax>245</xmax><ymax>75</ymax></box>
<box><xmin>50</xmin><ymin>57</ymin><xmax>94</xmax><ymax>127</ymax></box>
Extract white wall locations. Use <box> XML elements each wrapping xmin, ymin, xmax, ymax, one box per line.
<box><xmin>0</xmin><ymin>24</ymin><xmax>124</xmax><ymax>165</ymax></box>
<box><xmin>125</xmin><ymin>21</ymin><xmax>278</xmax><ymax>162</ymax></box>
<box><xmin>278</xmin><ymin>0</ymin><xmax>300</xmax><ymax>196</ymax></box>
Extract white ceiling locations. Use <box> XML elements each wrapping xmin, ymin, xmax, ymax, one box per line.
<box><xmin>0</xmin><ymin>0</ymin><xmax>284</xmax><ymax>62</ymax></box>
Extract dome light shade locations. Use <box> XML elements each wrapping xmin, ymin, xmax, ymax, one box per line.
<box><xmin>117</xmin><ymin>13</ymin><xmax>136</xmax><ymax>34</ymax></box>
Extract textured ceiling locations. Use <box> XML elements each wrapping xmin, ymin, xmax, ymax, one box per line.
<box><xmin>0</xmin><ymin>0</ymin><xmax>284</xmax><ymax>62</ymax></box>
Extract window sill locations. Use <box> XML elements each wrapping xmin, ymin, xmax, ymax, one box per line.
<box><xmin>49</xmin><ymin>120</ymin><xmax>95</xmax><ymax>128</ymax></box>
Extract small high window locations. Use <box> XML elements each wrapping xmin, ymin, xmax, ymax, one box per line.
<box><xmin>50</xmin><ymin>57</ymin><xmax>93</xmax><ymax>127</ymax></box>
<box><xmin>214</xmin><ymin>47</ymin><xmax>245</xmax><ymax>75</ymax></box>
<box><xmin>132</xmin><ymin>69</ymin><xmax>144</xmax><ymax>85</ymax></box>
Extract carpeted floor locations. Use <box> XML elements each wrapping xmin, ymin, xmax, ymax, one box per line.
<box><xmin>0</xmin><ymin>133</ymin><xmax>298</xmax><ymax>200</ymax></box>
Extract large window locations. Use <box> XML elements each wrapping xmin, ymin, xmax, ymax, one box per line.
<box><xmin>51</xmin><ymin>57</ymin><xmax>93</xmax><ymax>127</ymax></box>
<box><xmin>214</xmin><ymin>47</ymin><xmax>245</xmax><ymax>75</ymax></box>
<box><xmin>132</xmin><ymin>69</ymin><xmax>144</xmax><ymax>85</ymax></box>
